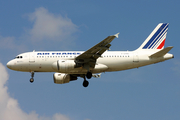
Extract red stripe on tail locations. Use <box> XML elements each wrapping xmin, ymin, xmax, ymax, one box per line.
<box><xmin>157</xmin><ymin>39</ymin><xmax>166</xmax><ymax>49</ymax></box>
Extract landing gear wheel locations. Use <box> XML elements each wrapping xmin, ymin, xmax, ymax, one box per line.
<box><xmin>83</xmin><ymin>80</ymin><xmax>89</xmax><ymax>87</ymax></box>
<box><xmin>86</xmin><ymin>71</ymin><xmax>92</xmax><ymax>79</ymax></box>
<box><xmin>30</xmin><ymin>78</ymin><xmax>34</xmax><ymax>83</ymax></box>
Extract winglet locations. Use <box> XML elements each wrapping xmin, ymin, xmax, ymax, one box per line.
<box><xmin>114</xmin><ymin>33</ymin><xmax>120</xmax><ymax>38</ymax></box>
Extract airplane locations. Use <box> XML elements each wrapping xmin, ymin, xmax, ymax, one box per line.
<box><xmin>7</xmin><ymin>23</ymin><xmax>174</xmax><ymax>87</ymax></box>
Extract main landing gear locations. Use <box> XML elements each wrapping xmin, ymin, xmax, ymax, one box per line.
<box><xmin>30</xmin><ymin>71</ymin><xmax>34</xmax><ymax>83</ymax></box>
<box><xmin>83</xmin><ymin>77</ymin><xmax>89</xmax><ymax>87</ymax></box>
<box><xmin>82</xmin><ymin>71</ymin><xmax>92</xmax><ymax>87</ymax></box>
<box><xmin>86</xmin><ymin>71</ymin><xmax>92</xmax><ymax>79</ymax></box>
<box><xmin>29</xmin><ymin>71</ymin><xmax>93</xmax><ymax>87</ymax></box>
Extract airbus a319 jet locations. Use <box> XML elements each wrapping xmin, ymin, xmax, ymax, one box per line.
<box><xmin>7</xmin><ymin>23</ymin><xmax>174</xmax><ymax>87</ymax></box>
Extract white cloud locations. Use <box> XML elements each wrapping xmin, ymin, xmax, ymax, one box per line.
<box><xmin>0</xmin><ymin>62</ymin><xmax>70</xmax><ymax>120</ymax></box>
<box><xmin>28</xmin><ymin>7</ymin><xmax>78</xmax><ymax>42</ymax></box>
<box><xmin>0</xmin><ymin>7</ymin><xmax>81</xmax><ymax>120</ymax></box>
<box><xmin>0</xmin><ymin>7</ymin><xmax>79</xmax><ymax>59</ymax></box>
<box><xmin>0</xmin><ymin>36</ymin><xmax>27</xmax><ymax>52</ymax></box>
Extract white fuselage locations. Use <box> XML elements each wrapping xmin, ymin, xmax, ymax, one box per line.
<box><xmin>6</xmin><ymin>50</ymin><xmax>173</xmax><ymax>74</ymax></box>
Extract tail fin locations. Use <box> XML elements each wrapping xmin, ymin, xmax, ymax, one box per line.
<box><xmin>138</xmin><ymin>23</ymin><xmax>169</xmax><ymax>50</ymax></box>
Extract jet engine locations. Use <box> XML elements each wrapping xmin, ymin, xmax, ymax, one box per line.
<box><xmin>53</xmin><ymin>73</ymin><xmax>77</xmax><ymax>84</ymax></box>
<box><xmin>52</xmin><ymin>60</ymin><xmax>76</xmax><ymax>72</ymax></box>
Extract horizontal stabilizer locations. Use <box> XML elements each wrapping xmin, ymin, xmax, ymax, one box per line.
<box><xmin>149</xmin><ymin>46</ymin><xmax>173</xmax><ymax>58</ymax></box>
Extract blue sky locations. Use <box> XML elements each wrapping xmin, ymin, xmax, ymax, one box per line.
<box><xmin>0</xmin><ymin>0</ymin><xmax>180</xmax><ymax>120</ymax></box>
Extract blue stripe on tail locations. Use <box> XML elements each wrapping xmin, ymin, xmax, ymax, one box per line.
<box><xmin>142</xmin><ymin>23</ymin><xmax>168</xmax><ymax>49</ymax></box>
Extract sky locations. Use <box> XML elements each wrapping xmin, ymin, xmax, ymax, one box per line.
<box><xmin>0</xmin><ymin>0</ymin><xmax>180</xmax><ymax>120</ymax></box>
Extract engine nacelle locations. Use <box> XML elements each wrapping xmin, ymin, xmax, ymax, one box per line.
<box><xmin>53</xmin><ymin>73</ymin><xmax>77</xmax><ymax>84</ymax></box>
<box><xmin>52</xmin><ymin>60</ymin><xmax>76</xmax><ymax>72</ymax></box>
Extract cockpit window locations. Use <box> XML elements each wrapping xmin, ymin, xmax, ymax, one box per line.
<box><xmin>15</xmin><ymin>56</ymin><xmax>23</xmax><ymax>59</ymax></box>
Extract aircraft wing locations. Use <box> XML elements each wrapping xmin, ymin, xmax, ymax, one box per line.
<box><xmin>75</xmin><ymin>33</ymin><xmax>119</xmax><ymax>68</ymax></box>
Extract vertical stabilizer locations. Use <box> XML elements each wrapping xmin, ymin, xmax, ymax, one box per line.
<box><xmin>138</xmin><ymin>23</ymin><xmax>169</xmax><ymax>50</ymax></box>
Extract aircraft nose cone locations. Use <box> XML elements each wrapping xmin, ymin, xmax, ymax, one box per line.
<box><xmin>7</xmin><ymin>61</ymin><xmax>13</xmax><ymax>69</ymax></box>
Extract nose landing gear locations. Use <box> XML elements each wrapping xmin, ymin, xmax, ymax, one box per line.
<box><xmin>30</xmin><ymin>71</ymin><xmax>34</xmax><ymax>83</ymax></box>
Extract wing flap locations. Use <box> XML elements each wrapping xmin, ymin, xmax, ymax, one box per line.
<box><xmin>149</xmin><ymin>46</ymin><xmax>173</xmax><ymax>58</ymax></box>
